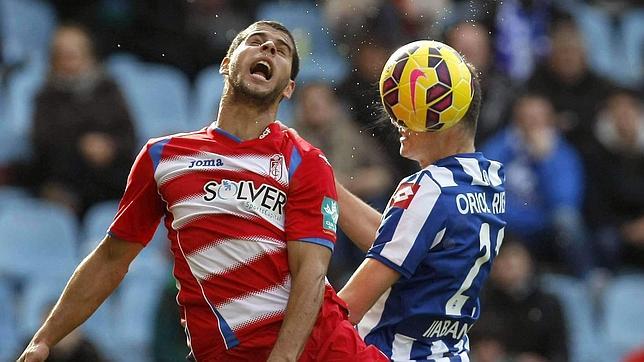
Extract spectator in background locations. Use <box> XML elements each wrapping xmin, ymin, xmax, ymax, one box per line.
<box><xmin>492</xmin><ymin>0</ymin><xmax>553</xmax><ymax>82</ymax></box>
<box><xmin>584</xmin><ymin>89</ymin><xmax>644</xmax><ymax>270</ymax></box>
<box><xmin>481</xmin><ymin>93</ymin><xmax>594</xmax><ymax>279</ymax></box>
<box><xmin>527</xmin><ymin>19</ymin><xmax>614</xmax><ymax>154</ymax></box>
<box><xmin>336</xmin><ymin>36</ymin><xmax>418</xmax><ymax>179</ymax></box>
<box><xmin>565</xmin><ymin>0</ymin><xmax>644</xmax><ymax>88</ymax></box>
<box><xmin>323</xmin><ymin>0</ymin><xmax>450</xmax><ymax>49</ymax></box>
<box><xmin>470</xmin><ymin>240</ymin><xmax>568</xmax><ymax>362</ymax></box>
<box><xmin>185</xmin><ymin>0</ymin><xmax>260</xmax><ymax>77</ymax></box>
<box><xmin>446</xmin><ymin>21</ymin><xmax>517</xmax><ymax>144</ymax></box>
<box><xmin>26</xmin><ymin>24</ymin><xmax>136</xmax><ymax>217</ymax></box>
<box><xmin>152</xmin><ymin>279</ymin><xmax>189</xmax><ymax>362</ymax></box>
<box><xmin>293</xmin><ymin>82</ymin><xmax>392</xmax><ymax>203</ymax></box>
<box><xmin>293</xmin><ymin>82</ymin><xmax>394</xmax><ymax>286</ymax></box>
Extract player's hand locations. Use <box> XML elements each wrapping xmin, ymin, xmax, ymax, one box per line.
<box><xmin>17</xmin><ymin>342</ymin><xmax>50</xmax><ymax>362</ymax></box>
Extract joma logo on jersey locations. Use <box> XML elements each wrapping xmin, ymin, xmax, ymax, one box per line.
<box><xmin>203</xmin><ymin>179</ymin><xmax>286</xmax><ymax>215</ymax></box>
<box><xmin>188</xmin><ymin>158</ymin><xmax>224</xmax><ymax>168</ymax></box>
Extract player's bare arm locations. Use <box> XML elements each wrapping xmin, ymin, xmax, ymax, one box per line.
<box><xmin>335</xmin><ymin>181</ymin><xmax>383</xmax><ymax>252</ymax></box>
<box><xmin>339</xmin><ymin>258</ymin><xmax>400</xmax><ymax>325</ymax></box>
<box><xmin>268</xmin><ymin>241</ymin><xmax>332</xmax><ymax>361</ymax></box>
<box><xmin>18</xmin><ymin>235</ymin><xmax>142</xmax><ymax>362</ymax></box>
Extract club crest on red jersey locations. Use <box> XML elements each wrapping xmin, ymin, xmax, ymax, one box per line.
<box><xmin>269</xmin><ymin>154</ymin><xmax>284</xmax><ymax>182</ymax></box>
<box><xmin>389</xmin><ymin>182</ymin><xmax>420</xmax><ymax>209</ymax></box>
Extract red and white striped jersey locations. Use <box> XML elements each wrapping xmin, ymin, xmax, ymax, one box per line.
<box><xmin>109</xmin><ymin>122</ymin><xmax>340</xmax><ymax>360</ymax></box>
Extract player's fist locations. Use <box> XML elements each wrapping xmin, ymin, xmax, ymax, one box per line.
<box><xmin>17</xmin><ymin>342</ymin><xmax>49</xmax><ymax>362</ymax></box>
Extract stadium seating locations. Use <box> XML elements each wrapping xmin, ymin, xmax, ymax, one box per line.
<box><xmin>106</xmin><ymin>58</ymin><xmax>191</xmax><ymax>146</ymax></box>
<box><xmin>601</xmin><ymin>274</ymin><xmax>644</xmax><ymax>362</ymax></box>
<box><xmin>2</xmin><ymin>58</ymin><xmax>47</xmax><ymax>162</ymax></box>
<box><xmin>0</xmin><ymin>278</ymin><xmax>18</xmax><ymax>362</ymax></box>
<box><xmin>569</xmin><ymin>1</ymin><xmax>644</xmax><ymax>88</ymax></box>
<box><xmin>0</xmin><ymin>199</ymin><xmax>78</xmax><ymax>344</ymax></box>
<box><xmin>80</xmin><ymin>201</ymin><xmax>172</xmax><ymax>362</ymax></box>
<box><xmin>540</xmin><ymin>273</ymin><xmax>599</xmax><ymax>362</ymax></box>
<box><xmin>192</xmin><ymin>65</ymin><xmax>225</xmax><ymax>129</ymax></box>
<box><xmin>105</xmin><ymin>52</ymin><xmax>142</xmax><ymax>78</ymax></box>
<box><xmin>19</xmin><ymin>277</ymin><xmax>70</xmax><ymax>339</ymax></box>
<box><xmin>0</xmin><ymin>198</ymin><xmax>78</xmax><ymax>280</ymax></box>
<box><xmin>256</xmin><ymin>1</ymin><xmax>348</xmax><ymax>84</ymax></box>
<box><xmin>0</xmin><ymin>0</ymin><xmax>56</xmax><ymax>64</ymax></box>
<box><xmin>0</xmin><ymin>186</ymin><xmax>31</xmax><ymax>209</ymax></box>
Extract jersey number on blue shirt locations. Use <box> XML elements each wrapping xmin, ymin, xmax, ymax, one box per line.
<box><xmin>446</xmin><ymin>223</ymin><xmax>504</xmax><ymax>315</ymax></box>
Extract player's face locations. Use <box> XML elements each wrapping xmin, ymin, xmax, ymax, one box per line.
<box><xmin>396</xmin><ymin>122</ymin><xmax>424</xmax><ymax>161</ymax></box>
<box><xmin>221</xmin><ymin>25</ymin><xmax>295</xmax><ymax>106</ymax></box>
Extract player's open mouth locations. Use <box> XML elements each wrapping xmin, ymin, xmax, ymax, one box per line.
<box><xmin>250</xmin><ymin>60</ymin><xmax>272</xmax><ymax>80</ymax></box>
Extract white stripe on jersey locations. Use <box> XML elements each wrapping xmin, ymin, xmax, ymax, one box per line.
<box><xmin>380</xmin><ymin>176</ymin><xmax>441</xmax><ymax>266</ymax></box>
<box><xmin>429</xmin><ymin>340</ymin><xmax>449</xmax><ymax>360</ymax></box>
<box><xmin>176</xmin><ymin>231</ymin><xmax>231</xmax><ymax>350</ymax></box>
<box><xmin>455</xmin><ymin>157</ymin><xmax>488</xmax><ymax>186</ymax></box>
<box><xmin>358</xmin><ymin>288</ymin><xmax>391</xmax><ymax>338</ymax></box>
<box><xmin>185</xmin><ymin>237</ymin><xmax>284</xmax><ymax>279</ymax></box>
<box><xmin>168</xmin><ymin>195</ymin><xmax>257</xmax><ymax>230</ymax></box>
<box><xmin>428</xmin><ymin>351</ymin><xmax>470</xmax><ymax>362</ymax></box>
<box><xmin>391</xmin><ymin>333</ymin><xmax>415</xmax><ymax>361</ymax></box>
<box><xmin>154</xmin><ymin>152</ymin><xmax>289</xmax><ymax>187</ymax></box>
<box><xmin>430</xmin><ymin>228</ymin><xmax>447</xmax><ymax>250</ymax></box>
<box><xmin>215</xmin><ymin>276</ymin><xmax>291</xmax><ymax>331</ymax></box>
<box><xmin>428</xmin><ymin>165</ymin><xmax>457</xmax><ymax>187</ymax></box>
<box><xmin>487</xmin><ymin>160</ymin><xmax>503</xmax><ymax>187</ymax></box>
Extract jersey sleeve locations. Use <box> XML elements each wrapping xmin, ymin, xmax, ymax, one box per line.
<box><xmin>108</xmin><ymin>141</ymin><xmax>165</xmax><ymax>246</ymax></box>
<box><xmin>367</xmin><ymin>175</ymin><xmax>446</xmax><ymax>278</ymax></box>
<box><xmin>284</xmin><ymin>147</ymin><xmax>338</xmax><ymax>252</ymax></box>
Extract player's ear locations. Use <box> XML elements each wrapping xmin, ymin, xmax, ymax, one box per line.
<box><xmin>281</xmin><ymin>79</ymin><xmax>295</xmax><ymax>100</ymax></box>
<box><xmin>219</xmin><ymin>57</ymin><xmax>230</xmax><ymax>76</ymax></box>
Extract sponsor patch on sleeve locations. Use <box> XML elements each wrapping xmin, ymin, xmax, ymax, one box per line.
<box><xmin>321</xmin><ymin>196</ymin><xmax>339</xmax><ymax>232</ymax></box>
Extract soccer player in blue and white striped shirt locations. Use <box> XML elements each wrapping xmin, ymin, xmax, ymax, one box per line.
<box><xmin>337</xmin><ymin>65</ymin><xmax>507</xmax><ymax>361</ymax></box>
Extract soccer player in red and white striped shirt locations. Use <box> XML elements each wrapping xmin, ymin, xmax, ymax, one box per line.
<box><xmin>19</xmin><ymin>21</ymin><xmax>385</xmax><ymax>362</ymax></box>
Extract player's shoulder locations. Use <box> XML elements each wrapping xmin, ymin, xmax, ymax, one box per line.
<box><xmin>143</xmin><ymin>128</ymin><xmax>209</xmax><ymax>149</ymax></box>
<box><xmin>282</xmin><ymin>128</ymin><xmax>328</xmax><ymax>161</ymax></box>
<box><xmin>283</xmin><ymin>128</ymin><xmax>315</xmax><ymax>153</ymax></box>
<box><xmin>278</xmin><ymin>128</ymin><xmax>334</xmax><ymax>179</ymax></box>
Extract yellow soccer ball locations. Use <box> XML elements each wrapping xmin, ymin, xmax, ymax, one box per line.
<box><xmin>379</xmin><ymin>40</ymin><xmax>474</xmax><ymax>132</ymax></box>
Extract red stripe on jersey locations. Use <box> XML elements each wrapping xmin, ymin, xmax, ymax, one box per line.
<box><xmin>201</xmin><ymin>251</ymin><xmax>289</xmax><ymax>305</ymax></box>
<box><xmin>177</xmin><ymin>216</ymin><xmax>284</xmax><ymax>255</ymax></box>
<box><xmin>172</xmin><ymin>245</ymin><xmax>223</xmax><ymax>353</ymax></box>
<box><xmin>111</xmin><ymin>123</ymin><xmax>341</xmax><ymax>359</ymax></box>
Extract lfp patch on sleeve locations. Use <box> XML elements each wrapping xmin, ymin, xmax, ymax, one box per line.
<box><xmin>321</xmin><ymin>197</ymin><xmax>339</xmax><ymax>232</ymax></box>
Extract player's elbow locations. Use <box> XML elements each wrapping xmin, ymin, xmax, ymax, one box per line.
<box><xmin>338</xmin><ymin>290</ymin><xmax>366</xmax><ymax>325</ymax></box>
<box><xmin>348</xmin><ymin>311</ymin><xmax>363</xmax><ymax>325</ymax></box>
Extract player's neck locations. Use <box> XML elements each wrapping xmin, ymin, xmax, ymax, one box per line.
<box><xmin>417</xmin><ymin>130</ymin><xmax>475</xmax><ymax>168</ymax></box>
<box><xmin>216</xmin><ymin>94</ymin><xmax>279</xmax><ymax>140</ymax></box>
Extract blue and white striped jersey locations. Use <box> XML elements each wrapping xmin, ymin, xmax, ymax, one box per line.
<box><xmin>359</xmin><ymin>152</ymin><xmax>506</xmax><ymax>361</ymax></box>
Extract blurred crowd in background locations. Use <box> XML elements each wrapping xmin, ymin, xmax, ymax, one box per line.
<box><xmin>0</xmin><ymin>0</ymin><xmax>643</xmax><ymax>361</ymax></box>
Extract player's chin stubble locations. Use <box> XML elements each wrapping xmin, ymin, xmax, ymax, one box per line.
<box><xmin>229</xmin><ymin>64</ymin><xmax>287</xmax><ymax>108</ymax></box>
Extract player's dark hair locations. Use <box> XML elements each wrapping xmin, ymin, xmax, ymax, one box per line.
<box><xmin>226</xmin><ymin>20</ymin><xmax>300</xmax><ymax>81</ymax></box>
<box><xmin>459</xmin><ymin>63</ymin><xmax>482</xmax><ymax>137</ymax></box>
